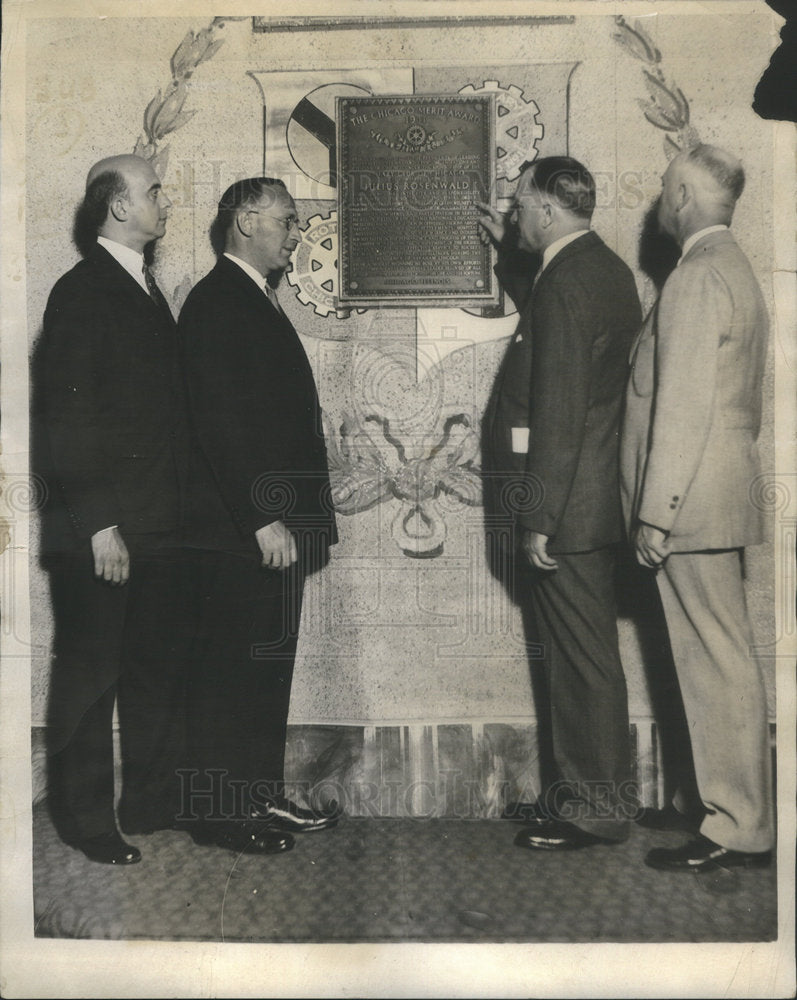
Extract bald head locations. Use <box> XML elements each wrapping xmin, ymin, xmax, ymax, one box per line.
<box><xmin>86</xmin><ymin>153</ymin><xmax>147</xmax><ymax>189</ymax></box>
<box><xmin>681</xmin><ymin>144</ymin><xmax>745</xmax><ymax>204</ymax></box>
<box><xmin>657</xmin><ymin>143</ymin><xmax>745</xmax><ymax>244</ymax></box>
<box><xmin>74</xmin><ymin>154</ymin><xmax>171</xmax><ymax>254</ymax></box>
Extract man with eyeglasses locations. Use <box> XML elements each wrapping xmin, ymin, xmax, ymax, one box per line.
<box><xmin>478</xmin><ymin>157</ymin><xmax>641</xmax><ymax>851</ymax></box>
<box><xmin>177</xmin><ymin>177</ymin><xmax>338</xmax><ymax>855</ymax></box>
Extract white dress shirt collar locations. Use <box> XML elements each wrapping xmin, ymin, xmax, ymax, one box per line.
<box><xmin>541</xmin><ymin>229</ymin><xmax>590</xmax><ymax>274</ymax></box>
<box><xmin>224</xmin><ymin>252</ymin><xmax>268</xmax><ymax>294</ymax></box>
<box><xmin>680</xmin><ymin>225</ymin><xmax>729</xmax><ymax>261</ymax></box>
<box><xmin>97</xmin><ymin>236</ymin><xmax>149</xmax><ymax>294</ymax></box>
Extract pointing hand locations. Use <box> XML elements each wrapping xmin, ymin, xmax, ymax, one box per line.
<box><xmin>475</xmin><ymin>201</ymin><xmax>507</xmax><ymax>248</ymax></box>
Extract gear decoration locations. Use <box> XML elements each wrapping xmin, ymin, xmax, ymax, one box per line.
<box><xmin>458</xmin><ymin>80</ymin><xmax>544</xmax><ymax>182</ymax></box>
<box><xmin>286</xmin><ymin>210</ymin><xmax>363</xmax><ymax>319</ymax></box>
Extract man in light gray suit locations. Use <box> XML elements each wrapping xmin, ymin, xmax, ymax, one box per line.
<box><xmin>621</xmin><ymin>144</ymin><xmax>774</xmax><ymax>872</ymax></box>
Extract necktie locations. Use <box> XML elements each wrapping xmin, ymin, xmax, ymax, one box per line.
<box><xmin>265</xmin><ymin>282</ymin><xmax>283</xmax><ymax>314</ymax></box>
<box><xmin>142</xmin><ymin>262</ymin><xmax>161</xmax><ymax>302</ymax></box>
<box><xmin>141</xmin><ymin>262</ymin><xmax>175</xmax><ymax>328</ymax></box>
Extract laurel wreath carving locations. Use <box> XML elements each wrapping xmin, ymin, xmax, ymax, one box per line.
<box><xmin>132</xmin><ymin>17</ymin><xmax>249</xmax><ymax>307</ymax></box>
<box><xmin>613</xmin><ymin>15</ymin><xmax>701</xmax><ymax>158</ymax></box>
<box><xmin>138</xmin><ymin>16</ymin><xmax>702</xmax><ymax>177</ymax></box>
<box><xmin>135</xmin><ymin>14</ymin><xmax>700</xmax><ymax>309</ymax></box>
<box><xmin>132</xmin><ymin>17</ymin><xmax>248</xmax><ymax>178</ymax></box>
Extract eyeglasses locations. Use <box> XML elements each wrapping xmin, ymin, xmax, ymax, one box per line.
<box><xmin>248</xmin><ymin>210</ymin><xmax>301</xmax><ymax>232</ymax></box>
<box><xmin>509</xmin><ymin>198</ymin><xmax>548</xmax><ymax>221</ymax></box>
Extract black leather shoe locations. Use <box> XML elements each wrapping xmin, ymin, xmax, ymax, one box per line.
<box><xmin>190</xmin><ymin>821</ymin><xmax>294</xmax><ymax>855</ymax></box>
<box><xmin>75</xmin><ymin>831</ymin><xmax>142</xmax><ymax>865</ymax></box>
<box><xmin>645</xmin><ymin>834</ymin><xmax>772</xmax><ymax>873</ymax></box>
<box><xmin>513</xmin><ymin>819</ymin><xmax>616</xmax><ymax>852</ymax></box>
<box><xmin>250</xmin><ymin>796</ymin><xmax>339</xmax><ymax>833</ymax></box>
<box><xmin>635</xmin><ymin>805</ymin><xmax>700</xmax><ymax>832</ymax></box>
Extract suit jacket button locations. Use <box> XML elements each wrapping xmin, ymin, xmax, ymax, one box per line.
<box><xmin>669</xmin><ymin>503</ymin><xmax>676</xmax><ymax>509</ymax></box>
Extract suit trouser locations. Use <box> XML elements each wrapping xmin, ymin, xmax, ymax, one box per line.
<box><xmin>528</xmin><ymin>546</ymin><xmax>633</xmax><ymax>841</ymax></box>
<box><xmin>46</xmin><ymin>542</ymin><xmax>192</xmax><ymax>842</ymax></box>
<box><xmin>181</xmin><ymin>549</ymin><xmax>304</xmax><ymax>822</ymax></box>
<box><xmin>655</xmin><ymin>549</ymin><xmax>774</xmax><ymax>853</ymax></box>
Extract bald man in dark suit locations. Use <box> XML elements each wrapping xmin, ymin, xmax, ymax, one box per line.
<box><xmin>36</xmin><ymin>154</ymin><xmax>190</xmax><ymax>865</ymax></box>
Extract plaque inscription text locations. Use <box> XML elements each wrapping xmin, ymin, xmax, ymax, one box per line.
<box><xmin>337</xmin><ymin>94</ymin><xmax>497</xmax><ymax>307</ymax></box>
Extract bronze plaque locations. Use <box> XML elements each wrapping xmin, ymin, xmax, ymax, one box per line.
<box><xmin>336</xmin><ymin>94</ymin><xmax>497</xmax><ymax>307</ymax></box>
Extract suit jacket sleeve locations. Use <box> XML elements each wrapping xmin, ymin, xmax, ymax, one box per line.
<box><xmin>517</xmin><ymin>276</ymin><xmax>593</xmax><ymax>537</ymax></box>
<box><xmin>41</xmin><ymin>287</ymin><xmax>122</xmax><ymax>538</ymax></box>
<box><xmin>637</xmin><ymin>261</ymin><xmax>729</xmax><ymax>532</ymax></box>
<box><xmin>494</xmin><ymin>246</ymin><xmax>540</xmax><ymax>312</ymax></box>
<box><xmin>180</xmin><ymin>289</ymin><xmax>297</xmax><ymax>538</ymax></box>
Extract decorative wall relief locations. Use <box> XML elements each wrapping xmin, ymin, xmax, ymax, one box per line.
<box><xmin>285</xmin><ymin>210</ymin><xmax>343</xmax><ymax>319</ymax></box>
<box><xmin>281</xmin><ymin>720</ymin><xmax>663</xmax><ymax>819</ymax></box>
<box><xmin>612</xmin><ymin>15</ymin><xmax>699</xmax><ymax>312</ymax></box>
<box><xmin>287</xmin><ymin>82</ymin><xmax>367</xmax><ymax>189</ymax></box>
<box><xmin>249</xmin><ymin>69</ymin><xmax>416</xmax><ymax>200</ymax></box>
<box><xmin>457</xmin><ymin>80</ymin><xmax>544</xmax><ymax>182</ymax></box>
<box><xmin>613</xmin><ymin>15</ymin><xmax>700</xmax><ymax>156</ymax></box>
<box><xmin>252</xmin><ymin>60</ymin><xmax>575</xmax><ymax>555</ymax></box>
<box><xmin>285</xmin><ymin>209</ymin><xmax>367</xmax><ymax>322</ymax></box>
<box><xmin>134</xmin><ymin>31</ymin><xmax>578</xmax><ymax>554</ymax></box>
<box><xmin>132</xmin><ymin>17</ymin><xmax>246</xmax><ymax>176</ymax></box>
<box><xmin>325</xmin><ymin>408</ymin><xmax>482</xmax><ymax>558</ymax></box>
<box><xmin>130</xmin><ymin>16</ymin><xmax>247</xmax><ymax>309</ymax></box>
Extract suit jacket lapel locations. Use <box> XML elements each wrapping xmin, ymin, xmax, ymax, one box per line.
<box><xmin>90</xmin><ymin>244</ymin><xmax>175</xmax><ymax>326</ymax></box>
<box><xmin>216</xmin><ymin>255</ymin><xmax>272</xmax><ymax>312</ymax></box>
<box><xmin>215</xmin><ymin>256</ymin><xmax>299</xmax><ymax>336</ymax></box>
<box><xmin>534</xmin><ymin>231</ymin><xmax>601</xmax><ymax>293</ymax></box>
<box><xmin>628</xmin><ymin>232</ymin><xmax>735</xmax><ymax>367</ymax></box>
<box><xmin>148</xmin><ymin>281</ymin><xmax>176</xmax><ymax>324</ymax></box>
<box><xmin>629</xmin><ymin>301</ymin><xmax>656</xmax><ymax>366</ymax></box>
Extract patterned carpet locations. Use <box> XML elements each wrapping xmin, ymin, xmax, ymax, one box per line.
<box><xmin>32</xmin><ymin>803</ymin><xmax>777</xmax><ymax>943</ymax></box>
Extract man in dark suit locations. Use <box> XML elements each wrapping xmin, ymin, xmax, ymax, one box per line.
<box><xmin>36</xmin><ymin>154</ymin><xmax>191</xmax><ymax>864</ymax></box>
<box><xmin>478</xmin><ymin>156</ymin><xmax>642</xmax><ymax>850</ymax></box>
<box><xmin>177</xmin><ymin>177</ymin><xmax>338</xmax><ymax>855</ymax></box>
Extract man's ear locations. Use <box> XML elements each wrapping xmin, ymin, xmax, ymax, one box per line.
<box><xmin>236</xmin><ymin>208</ymin><xmax>254</xmax><ymax>238</ymax></box>
<box><xmin>541</xmin><ymin>201</ymin><xmax>554</xmax><ymax>229</ymax></box>
<box><xmin>108</xmin><ymin>195</ymin><xmax>128</xmax><ymax>223</ymax></box>
<box><xmin>675</xmin><ymin>181</ymin><xmax>690</xmax><ymax>213</ymax></box>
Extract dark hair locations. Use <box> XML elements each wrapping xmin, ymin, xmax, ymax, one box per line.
<box><xmin>71</xmin><ymin>170</ymin><xmax>128</xmax><ymax>257</ymax></box>
<box><xmin>522</xmin><ymin>156</ymin><xmax>596</xmax><ymax>221</ymax></box>
<box><xmin>209</xmin><ymin>176</ymin><xmax>287</xmax><ymax>256</ymax></box>
<box><xmin>685</xmin><ymin>144</ymin><xmax>745</xmax><ymax>203</ymax></box>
